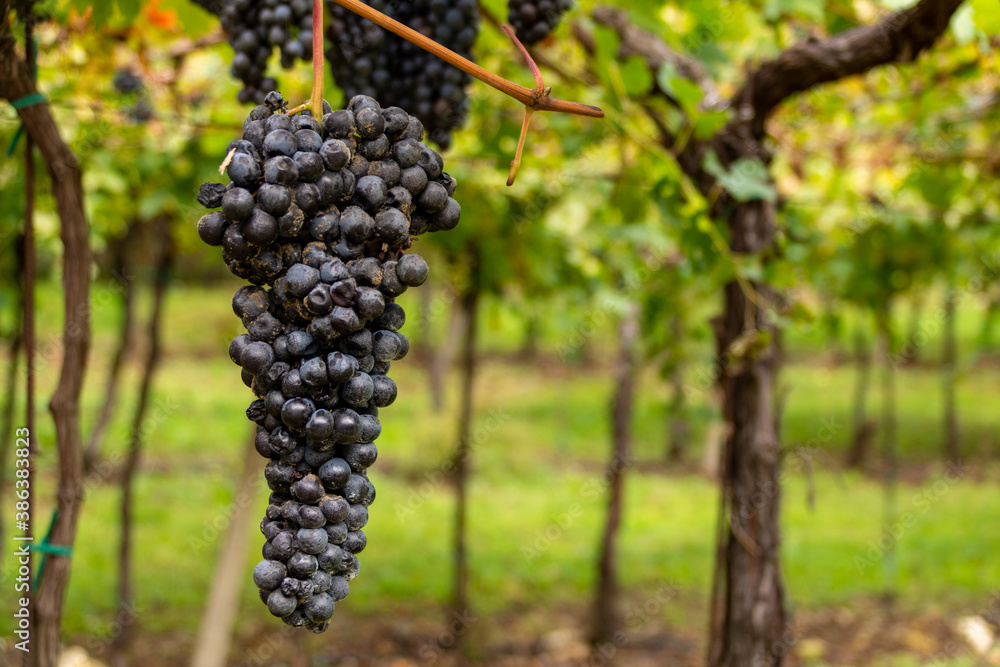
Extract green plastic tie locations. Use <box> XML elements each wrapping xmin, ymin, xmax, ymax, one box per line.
<box><xmin>29</xmin><ymin>543</ymin><xmax>74</xmax><ymax>556</ymax></box>
<box><xmin>29</xmin><ymin>510</ymin><xmax>73</xmax><ymax>588</ymax></box>
<box><xmin>6</xmin><ymin>126</ymin><xmax>25</xmax><ymax>158</ymax></box>
<box><xmin>11</xmin><ymin>92</ymin><xmax>47</xmax><ymax>110</ymax></box>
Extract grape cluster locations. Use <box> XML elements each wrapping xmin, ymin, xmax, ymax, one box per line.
<box><xmin>508</xmin><ymin>0</ymin><xmax>572</xmax><ymax>45</ymax></box>
<box><xmin>195</xmin><ymin>91</ymin><xmax>460</xmax><ymax>631</ymax></box>
<box><xmin>324</xmin><ymin>0</ymin><xmax>479</xmax><ymax>150</ymax></box>
<box><xmin>113</xmin><ymin>69</ymin><xmax>143</xmax><ymax>94</ymax></box>
<box><xmin>219</xmin><ymin>0</ymin><xmax>315</xmax><ymax>104</ymax></box>
<box><xmin>112</xmin><ymin>68</ymin><xmax>153</xmax><ymax>123</ymax></box>
<box><xmin>189</xmin><ymin>0</ymin><xmax>225</xmax><ymax>16</ymax></box>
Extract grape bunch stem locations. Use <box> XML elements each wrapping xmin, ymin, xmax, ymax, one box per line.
<box><xmin>324</xmin><ymin>0</ymin><xmax>604</xmax><ymax>185</ymax></box>
<box><xmin>310</xmin><ymin>0</ymin><xmax>325</xmax><ymax>118</ymax></box>
<box><xmin>286</xmin><ymin>0</ymin><xmax>327</xmax><ymax>117</ymax></box>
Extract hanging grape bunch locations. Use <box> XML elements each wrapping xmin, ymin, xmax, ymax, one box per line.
<box><xmin>195</xmin><ymin>91</ymin><xmax>460</xmax><ymax>631</ymax></box>
<box><xmin>112</xmin><ymin>68</ymin><xmax>153</xmax><ymax>123</ymax></box>
<box><xmin>508</xmin><ymin>0</ymin><xmax>572</xmax><ymax>45</ymax></box>
<box><xmin>325</xmin><ymin>0</ymin><xmax>479</xmax><ymax>150</ymax></box>
<box><xmin>220</xmin><ymin>0</ymin><xmax>315</xmax><ymax>104</ymax></box>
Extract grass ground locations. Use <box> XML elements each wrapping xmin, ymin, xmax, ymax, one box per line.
<box><xmin>0</xmin><ymin>280</ymin><xmax>998</xmax><ymax>665</ymax></box>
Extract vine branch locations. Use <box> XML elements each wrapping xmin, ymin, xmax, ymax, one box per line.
<box><xmin>503</xmin><ymin>25</ymin><xmax>543</xmax><ymax>186</ymax></box>
<box><xmin>0</xmin><ymin>5</ymin><xmax>92</xmax><ymax>666</ymax></box>
<box><xmin>736</xmin><ymin>0</ymin><xmax>967</xmax><ymax>135</ymax></box>
<box><xmin>327</xmin><ymin>0</ymin><xmax>603</xmax><ymax>119</ymax></box>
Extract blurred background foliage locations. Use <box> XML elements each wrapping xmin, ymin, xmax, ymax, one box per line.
<box><xmin>1</xmin><ymin>0</ymin><xmax>999</xmax><ymax>664</ymax></box>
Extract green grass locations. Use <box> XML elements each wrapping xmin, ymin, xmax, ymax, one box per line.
<box><xmin>1</xmin><ymin>280</ymin><xmax>998</xmax><ymax>662</ymax></box>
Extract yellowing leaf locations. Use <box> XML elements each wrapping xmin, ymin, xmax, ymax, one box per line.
<box><xmin>970</xmin><ymin>0</ymin><xmax>1000</xmax><ymax>35</ymax></box>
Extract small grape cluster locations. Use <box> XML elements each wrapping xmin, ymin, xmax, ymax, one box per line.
<box><xmin>325</xmin><ymin>0</ymin><xmax>479</xmax><ymax>150</ymax></box>
<box><xmin>112</xmin><ymin>69</ymin><xmax>153</xmax><ymax>123</ymax></box>
<box><xmin>196</xmin><ymin>91</ymin><xmax>460</xmax><ymax>631</ymax></box>
<box><xmin>112</xmin><ymin>69</ymin><xmax>143</xmax><ymax>94</ymax></box>
<box><xmin>219</xmin><ymin>0</ymin><xmax>315</xmax><ymax>104</ymax></box>
<box><xmin>508</xmin><ymin>0</ymin><xmax>572</xmax><ymax>45</ymax></box>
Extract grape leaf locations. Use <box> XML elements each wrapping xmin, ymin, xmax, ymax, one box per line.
<box><xmin>620</xmin><ymin>57</ymin><xmax>654</xmax><ymax>97</ymax></box>
<box><xmin>970</xmin><ymin>0</ymin><xmax>1000</xmax><ymax>35</ymax></box>
<box><xmin>702</xmin><ymin>150</ymin><xmax>777</xmax><ymax>202</ymax></box>
<box><xmin>693</xmin><ymin>110</ymin><xmax>731</xmax><ymax>139</ymax></box>
<box><xmin>657</xmin><ymin>63</ymin><xmax>703</xmax><ymax>117</ymax></box>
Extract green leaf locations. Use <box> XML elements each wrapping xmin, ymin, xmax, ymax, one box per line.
<box><xmin>620</xmin><ymin>57</ymin><xmax>653</xmax><ymax>97</ymax></box>
<box><xmin>594</xmin><ymin>25</ymin><xmax>620</xmax><ymax>66</ymax></box>
<box><xmin>68</xmin><ymin>0</ymin><xmax>136</xmax><ymax>26</ymax></box>
<box><xmin>970</xmin><ymin>0</ymin><xmax>1000</xmax><ymax>35</ymax></box>
<box><xmin>69</xmin><ymin>0</ymin><xmax>94</xmax><ymax>19</ymax></box>
<box><xmin>787</xmin><ymin>300</ymin><xmax>815</xmax><ymax>325</ymax></box>
<box><xmin>139</xmin><ymin>190</ymin><xmax>172</xmax><ymax>220</ymax></box>
<box><xmin>672</xmin><ymin>79</ymin><xmax>704</xmax><ymax>116</ymax></box>
<box><xmin>657</xmin><ymin>63</ymin><xmax>704</xmax><ymax>117</ymax></box>
<box><xmin>656</xmin><ymin>62</ymin><xmax>679</xmax><ymax>93</ymax></box>
<box><xmin>164</xmin><ymin>0</ymin><xmax>216</xmax><ymax>35</ymax></box>
<box><xmin>593</xmin><ymin>26</ymin><xmax>622</xmax><ymax>109</ymax></box>
<box><xmin>906</xmin><ymin>165</ymin><xmax>962</xmax><ymax>210</ymax></box>
<box><xmin>92</xmin><ymin>1</ymin><xmax>112</xmax><ymax>25</ymax></box>
<box><xmin>693</xmin><ymin>109</ymin><xmax>730</xmax><ymax>140</ymax></box>
<box><xmin>702</xmin><ymin>150</ymin><xmax>777</xmax><ymax>202</ymax></box>
<box><xmin>613</xmin><ymin>177</ymin><xmax>648</xmax><ymax>223</ymax></box>
<box><xmin>116</xmin><ymin>0</ymin><xmax>141</xmax><ymax>24</ymax></box>
<box><xmin>764</xmin><ymin>0</ymin><xmax>825</xmax><ymax>22</ymax></box>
